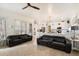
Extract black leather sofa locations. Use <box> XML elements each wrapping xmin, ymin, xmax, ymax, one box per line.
<box><xmin>6</xmin><ymin>34</ymin><xmax>32</xmax><ymax>47</ymax></box>
<box><xmin>37</xmin><ymin>35</ymin><xmax>72</xmax><ymax>53</ymax></box>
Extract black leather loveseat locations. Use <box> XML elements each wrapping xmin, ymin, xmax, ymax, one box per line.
<box><xmin>37</xmin><ymin>35</ymin><xmax>72</xmax><ymax>53</ymax></box>
<box><xmin>6</xmin><ymin>34</ymin><xmax>32</xmax><ymax>47</ymax></box>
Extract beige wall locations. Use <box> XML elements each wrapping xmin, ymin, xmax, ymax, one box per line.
<box><xmin>0</xmin><ymin>3</ymin><xmax>79</xmax><ymax>37</ymax></box>
<box><xmin>0</xmin><ymin>7</ymin><xmax>33</xmax><ymax>36</ymax></box>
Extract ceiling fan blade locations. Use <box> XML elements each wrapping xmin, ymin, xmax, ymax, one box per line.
<box><xmin>30</xmin><ymin>6</ymin><xmax>40</xmax><ymax>10</ymax></box>
<box><xmin>22</xmin><ymin>6</ymin><xmax>29</xmax><ymax>10</ymax></box>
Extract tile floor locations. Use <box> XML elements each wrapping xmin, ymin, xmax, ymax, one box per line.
<box><xmin>0</xmin><ymin>41</ymin><xmax>79</xmax><ymax>56</ymax></box>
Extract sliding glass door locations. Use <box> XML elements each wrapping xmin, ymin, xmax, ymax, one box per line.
<box><xmin>21</xmin><ymin>22</ymin><xmax>27</xmax><ymax>34</ymax></box>
<box><xmin>14</xmin><ymin>20</ymin><xmax>27</xmax><ymax>35</ymax></box>
<box><xmin>0</xmin><ymin>17</ymin><xmax>6</xmax><ymax>47</ymax></box>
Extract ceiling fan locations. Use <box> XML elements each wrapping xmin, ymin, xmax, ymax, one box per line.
<box><xmin>22</xmin><ymin>3</ymin><xmax>40</xmax><ymax>10</ymax></box>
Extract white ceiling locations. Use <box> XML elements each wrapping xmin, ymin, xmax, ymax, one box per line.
<box><xmin>0</xmin><ymin>3</ymin><xmax>79</xmax><ymax>18</ymax></box>
<box><xmin>0</xmin><ymin>3</ymin><xmax>49</xmax><ymax>16</ymax></box>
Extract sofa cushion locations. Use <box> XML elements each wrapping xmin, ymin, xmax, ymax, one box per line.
<box><xmin>53</xmin><ymin>37</ymin><xmax>66</xmax><ymax>43</ymax></box>
<box><xmin>51</xmin><ymin>41</ymin><xmax>65</xmax><ymax>51</ymax></box>
<box><xmin>7</xmin><ymin>35</ymin><xmax>20</xmax><ymax>40</ymax></box>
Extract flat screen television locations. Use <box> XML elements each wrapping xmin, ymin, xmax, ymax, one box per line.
<box><xmin>71</xmin><ymin>26</ymin><xmax>79</xmax><ymax>30</ymax></box>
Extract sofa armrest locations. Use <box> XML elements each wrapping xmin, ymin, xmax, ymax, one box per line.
<box><xmin>65</xmin><ymin>38</ymin><xmax>72</xmax><ymax>53</ymax></box>
<box><xmin>65</xmin><ymin>38</ymin><xmax>71</xmax><ymax>44</ymax></box>
<box><xmin>37</xmin><ymin>38</ymin><xmax>42</xmax><ymax>44</ymax></box>
<box><xmin>37</xmin><ymin>37</ymin><xmax>42</xmax><ymax>40</ymax></box>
